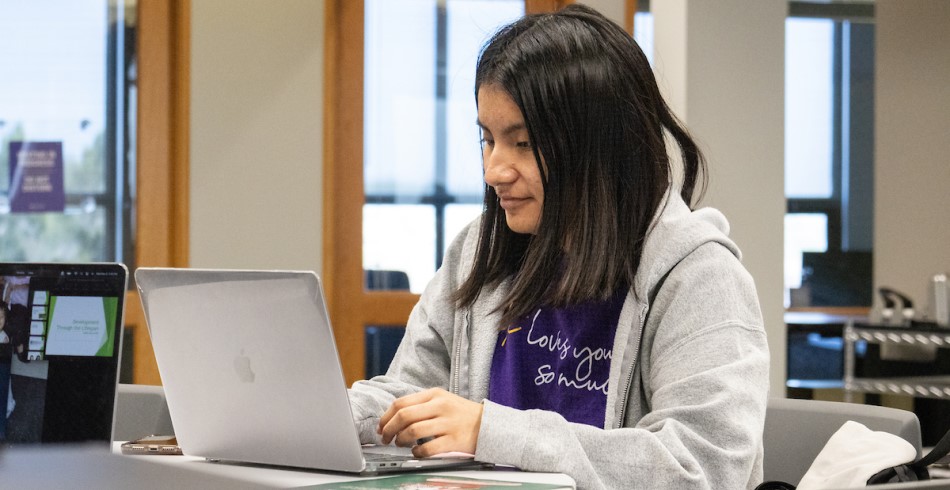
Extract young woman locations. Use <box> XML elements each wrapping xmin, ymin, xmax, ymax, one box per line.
<box><xmin>348</xmin><ymin>5</ymin><xmax>769</xmax><ymax>489</ymax></box>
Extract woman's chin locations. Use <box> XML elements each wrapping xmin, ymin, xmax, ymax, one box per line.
<box><xmin>504</xmin><ymin>217</ymin><xmax>539</xmax><ymax>235</ymax></box>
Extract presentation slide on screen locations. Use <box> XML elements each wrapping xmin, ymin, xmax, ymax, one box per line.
<box><xmin>43</xmin><ymin>296</ymin><xmax>117</xmax><ymax>357</ymax></box>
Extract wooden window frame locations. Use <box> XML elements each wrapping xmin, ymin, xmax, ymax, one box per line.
<box><xmin>324</xmin><ymin>1</ymin><xmax>414</xmax><ymax>386</ymax></box>
<box><xmin>323</xmin><ymin>0</ymin><xmax>590</xmax><ymax>386</ymax></box>
<box><xmin>126</xmin><ymin>0</ymin><xmax>191</xmax><ymax>385</ymax></box>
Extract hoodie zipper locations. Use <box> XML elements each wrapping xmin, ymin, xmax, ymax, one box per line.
<box><xmin>451</xmin><ymin>309</ymin><xmax>468</xmax><ymax>395</ymax></box>
<box><xmin>615</xmin><ymin>305</ymin><xmax>648</xmax><ymax>428</ymax></box>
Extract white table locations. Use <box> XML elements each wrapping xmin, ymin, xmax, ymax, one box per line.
<box><xmin>124</xmin><ymin>449</ymin><xmax>576</xmax><ymax>488</ymax></box>
<box><xmin>2</xmin><ymin>443</ymin><xmax>575</xmax><ymax>489</ymax></box>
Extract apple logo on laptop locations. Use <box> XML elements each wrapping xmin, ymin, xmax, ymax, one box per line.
<box><xmin>233</xmin><ymin>350</ymin><xmax>256</xmax><ymax>383</ymax></box>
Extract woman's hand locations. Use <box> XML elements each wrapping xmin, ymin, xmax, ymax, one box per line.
<box><xmin>377</xmin><ymin>387</ymin><xmax>483</xmax><ymax>457</ymax></box>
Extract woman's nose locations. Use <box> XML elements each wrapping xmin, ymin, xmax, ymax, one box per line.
<box><xmin>484</xmin><ymin>151</ymin><xmax>516</xmax><ymax>187</ymax></box>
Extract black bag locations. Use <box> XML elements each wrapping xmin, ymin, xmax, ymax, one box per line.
<box><xmin>756</xmin><ymin>425</ymin><xmax>950</xmax><ymax>489</ymax></box>
<box><xmin>865</xmin><ymin>422</ymin><xmax>950</xmax><ymax>484</ymax></box>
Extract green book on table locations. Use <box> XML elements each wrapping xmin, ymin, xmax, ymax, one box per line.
<box><xmin>304</xmin><ymin>473</ymin><xmax>572</xmax><ymax>489</ymax></box>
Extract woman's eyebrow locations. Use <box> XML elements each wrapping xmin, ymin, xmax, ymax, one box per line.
<box><xmin>475</xmin><ymin>119</ymin><xmax>527</xmax><ymax>136</ymax></box>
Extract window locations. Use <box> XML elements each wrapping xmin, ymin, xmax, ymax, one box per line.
<box><xmin>633</xmin><ymin>1</ymin><xmax>653</xmax><ymax>66</ymax></box>
<box><xmin>362</xmin><ymin>1</ymin><xmax>655</xmax><ymax>294</ymax></box>
<box><xmin>357</xmin><ymin>1</ymin><xmax>658</xmax><ymax>377</ymax></box>
<box><xmin>785</xmin><ymin>4</ymin><xmax>875</xmax><ymax>308</ymax></box>
<box><xmin>362</xmin><ymin>0</ymin><xmax>524</xmax><ymax>293</ymax></box>
<box><xmin>0</xmin><ymin>0</ymin><xmax>135</xmax><ymax>266</ymax></box>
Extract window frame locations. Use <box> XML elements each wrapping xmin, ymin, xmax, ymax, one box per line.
<box><xmin>0</xmin><ymin>3</ymin><xmax>131</xmax><ymax>263</ymax></box>
<box><xmin>326</xmin><ymin>0</ymin><xmax>631</xmax><ymax>385</ymax></box>
<box><xmin>124</xmin><ymin>0</ymin><xmax>191</xmax><ymax>385</ymax></box>
<box><xmin>785</xmin><ymin>18</ymin><xmax>845</xmax><ymax>254</ymax></box>
<box><xmin>785</xmin><ymin>3</ymin><xmax>875</xmax><ymax>311</ymax></box>
<box><xmin>0</xmin><ymin>1</ymin><xmax>189</xmax><ymax>384</ymax></box>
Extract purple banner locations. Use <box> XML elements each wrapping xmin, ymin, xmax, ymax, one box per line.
<box><xmin>8</xmin><ymin>141</ymin><xmax>65</xmax><ymax>213</ymax></box>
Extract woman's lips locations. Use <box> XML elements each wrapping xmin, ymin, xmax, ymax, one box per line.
<box><xmin>499</xmin><ymin>196</ymin><xmax>529</xmax><ymax>210</ymax></box>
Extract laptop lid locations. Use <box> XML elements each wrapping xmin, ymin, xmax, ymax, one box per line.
<box><xmin>135</xmin><ymin>268</ymin><xmax>371</xmax><ymax>472</ymax></box>
<box><xmin>0</xmin><ymin>262</ymin><xmax>128</xmax><ymax>445</ymax></box>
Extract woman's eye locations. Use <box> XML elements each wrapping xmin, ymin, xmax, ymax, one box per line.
<box><xmin>516</xmin><ymin>141</ymin><xmax>533</xmax><ymax>149</ymax></box>
<box><xmin>481</xmin><ymin>138</ymin><xmax>495</xmax><ymax>147</ymax></box>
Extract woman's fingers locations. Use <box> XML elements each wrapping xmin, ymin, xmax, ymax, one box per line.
<box><xmin>411</xmin><ymin>435</ymin><xmax>456</xmax><ymax>459</ymax></box>
<box><xmin>377</xmin><ymin>388</ymin><xmax>483</xmax><ymax>455</ymax></box>
<box><xmin>378</xmin><ymin>389</ymin><xmax>439</xmax><ymax>444</ymax></box>
<box><xmin>392</xmin><ymin>418</ymin><xmax>441</xmax><ymax>447</ymax></box>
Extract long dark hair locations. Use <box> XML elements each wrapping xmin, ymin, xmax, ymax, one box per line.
<box><xmin>455</xmin><ymin>4</ymin><xmax>706</xmax><ymax>328</ymax></box>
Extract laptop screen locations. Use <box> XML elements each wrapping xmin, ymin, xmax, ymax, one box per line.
<box><xmin>0</xmin><ymin>263</ymin><xmax>127</xmax><ymax>445</ymax></box>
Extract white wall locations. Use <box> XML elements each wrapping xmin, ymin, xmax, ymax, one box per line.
<box><xmin>189</xmin><ymin>0</ymin><xmax>324</xmax><ymax>273</ymax></box>
<box><xmin>652</xmin><ymin>0</ymin><xmax>787</xmax><ymax>396</ymax></box>
<box><xmin>874</xmin><ymin>0</ymin><xmax>950</xmax><ymax>309</ymax></box>
<box><xmin>577</xmin><ymin>0</ymin><xmax>624</xmax><ymax>25</ymax></box>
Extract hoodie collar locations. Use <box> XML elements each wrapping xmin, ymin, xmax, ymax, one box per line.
<box><xmin>633</xmin><ymin>192</ymin><xmax>741</xmax><ymax>302</ymax></box>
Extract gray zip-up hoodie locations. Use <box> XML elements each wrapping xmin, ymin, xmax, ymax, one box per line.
<box><xmin>349</xmin><ymin>193</ymin><xmax>770</xmax><ymax>490</ymax></box>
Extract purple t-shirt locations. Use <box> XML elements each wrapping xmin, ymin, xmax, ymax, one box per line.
<box><xmin>488</xmin><ymin>290</ymin><xmax>625</xmax><ymax>428</ymax></box>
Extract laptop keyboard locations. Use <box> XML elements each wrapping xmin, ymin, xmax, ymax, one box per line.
<box><xmin>363</xmin><ymin>452</ymin><xmax>414</xmax><ymax>462</ymax></box>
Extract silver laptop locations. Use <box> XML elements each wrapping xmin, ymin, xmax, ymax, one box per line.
<box><xmin>134</xmin><ymin>268</ymin><xmax>482</xmax><ymax>474</ymax></box>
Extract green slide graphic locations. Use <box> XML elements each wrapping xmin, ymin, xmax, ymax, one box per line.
<box><xmin>96</xmin><ymin>297</ymin><xmax>117</xmax><ymax>356</ymax></box>
<box><xmin>46</xmin><ymin>296</ymin><xmax>117</xmax><ymax>357</ymax></box>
